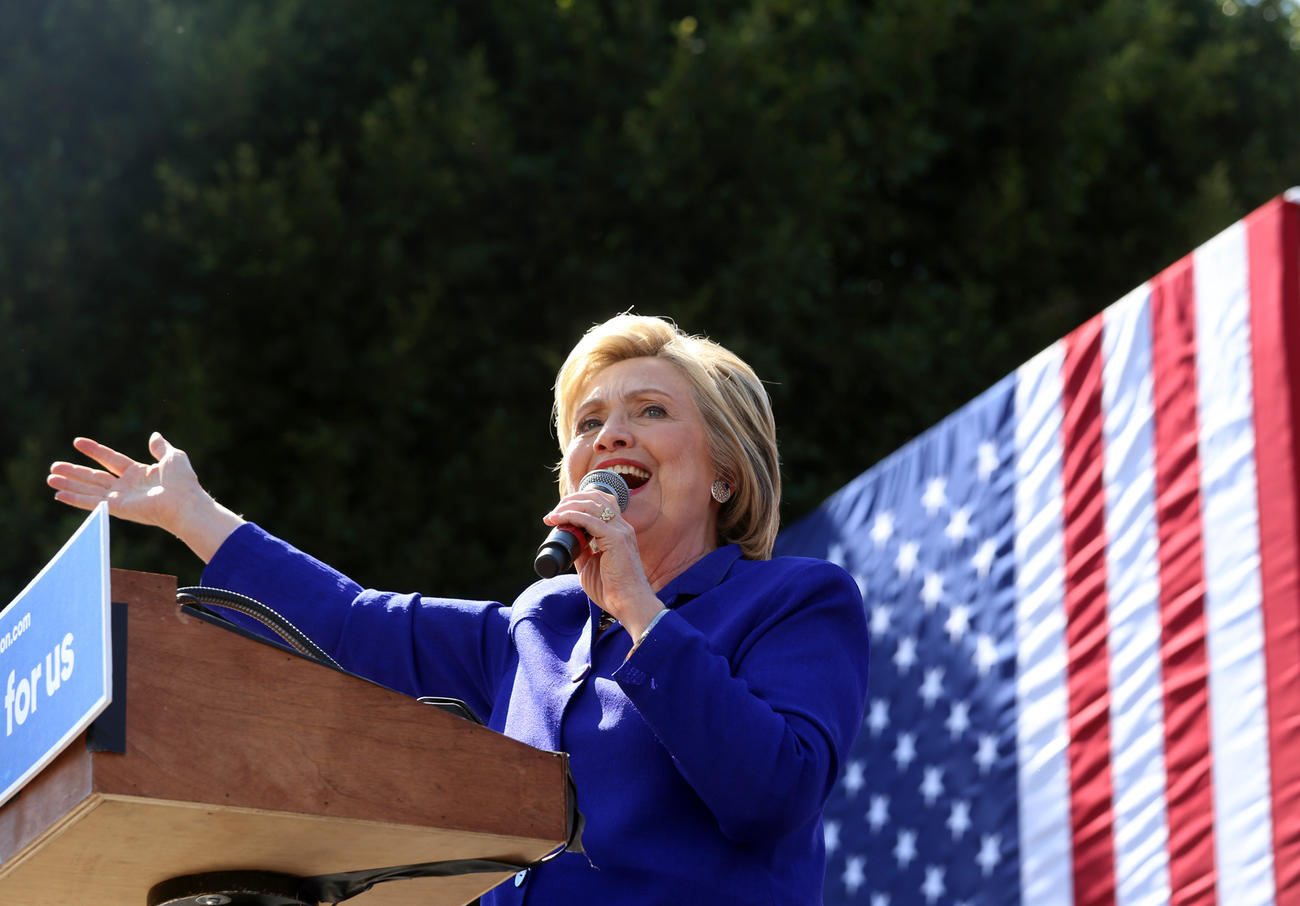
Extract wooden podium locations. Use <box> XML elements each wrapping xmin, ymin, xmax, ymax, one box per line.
<box><xmin>0</xmin><ymin>569</ymin><xmax>574</xmax><ymax>905</ymax></box>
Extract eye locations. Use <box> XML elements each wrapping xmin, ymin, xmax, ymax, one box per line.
<box><xmin>641</xmin><ymin>404</ymin><xmax>667</xmax><ymax>418</ymax></box>
<box><xmin>576</xmin><ymin>416</ymin><xmax>602</xmax><ymax>434</ymax></box>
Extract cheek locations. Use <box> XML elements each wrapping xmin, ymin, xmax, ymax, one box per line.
<box><xmin>561</xmin><ymin>445</ymin><xmax>588</xmax><ymax>491</ymax></box>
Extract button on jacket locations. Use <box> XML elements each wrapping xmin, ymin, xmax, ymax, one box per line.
<box><xmin>203</xmin><ymin>523</ymin><xmax>870</xmax><ymax>905</ymax></box>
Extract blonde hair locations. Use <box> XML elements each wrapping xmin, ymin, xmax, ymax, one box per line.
<box><xmin>553</xmin><ymin>314</ymin><xmax>781</xmax><ymax>560</ymax></box>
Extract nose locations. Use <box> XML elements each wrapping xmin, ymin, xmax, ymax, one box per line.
<box><xmin>594</xmin><ymin>413</ymin><xmax>633</xmax><ymax>450</ymax></box>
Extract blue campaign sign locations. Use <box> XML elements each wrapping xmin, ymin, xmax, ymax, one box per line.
<box><xmin>0</xmin><ymin>503</ymin><xmax>111</xmax><ymax>807</ymax></box>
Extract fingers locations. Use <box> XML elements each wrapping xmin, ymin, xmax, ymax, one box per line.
<box><xmin>148</xmin><ymin>431</ymin><xmax>175</xmax><ymax>462</ymax></box>
<box><xmin>47</xmin><ymin>463</ymin><xmax>113</xmax><ymax>511</ymax></box>
<box><xmin>48</xmin><ymin>487</ymin><xmax>107</xmax><ymax>513</ymax></box>
<box><xmin>49</xmin><ymin>460</ymin><xmax>117</xmax><ymax>490</ymax></box>
<box><xmin>544</xmin><ymin>496</ymin><xmax>619</xmax><ymax>533</ymax></box>
<box><xmin>48</xmin><ymin>435</ymin><xmax>153</xmax><ymax>514</ymax></box>
<box><xmin>71</xmin><ymin>436</ymin><xmax>141</xmax><ymax>477</ymax></box>
<box><xmin>546</xmin><ymin>487</ymin><xmax>623</xmax><ymax>519</ymax></box>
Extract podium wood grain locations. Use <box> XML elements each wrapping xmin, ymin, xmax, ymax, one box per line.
<box><xmin>0</xmin><ymin>569</ymin><xmax>571</xmax><ymax>905</ymax></box>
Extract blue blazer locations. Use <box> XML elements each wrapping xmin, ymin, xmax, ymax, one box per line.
<box><xmin>203</xmin><ymin>524</ymin><xmax>870</xmax><ymax>905</ymax></box>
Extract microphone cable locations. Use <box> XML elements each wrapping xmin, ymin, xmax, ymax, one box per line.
<box><xmin>176</xmin><ymin>585</ymin><xmax>343</xmax><ymax>672</ymax></box>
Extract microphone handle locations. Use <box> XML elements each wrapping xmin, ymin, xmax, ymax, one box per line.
<box><xmin>534</xmin><ymin>525</ymin><xmax>586</xmax><ymax>578</ymax></box>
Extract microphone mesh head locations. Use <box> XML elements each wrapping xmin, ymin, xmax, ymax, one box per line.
<box><xmin>580</xmin><ymin>469</ymin><xmax>630</xmax><ymax>511</ymax></box>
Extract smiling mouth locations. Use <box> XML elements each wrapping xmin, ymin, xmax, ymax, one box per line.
<box><xmin>605</xmin><ymin>463</ymin><xmax>651</xmax><ymax>490</ymax></box>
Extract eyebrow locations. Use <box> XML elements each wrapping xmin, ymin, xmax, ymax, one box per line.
<box><xmin>577</xmin><ymin>386</ymin><xmax>676</xmax><ymax>410</ymax></box>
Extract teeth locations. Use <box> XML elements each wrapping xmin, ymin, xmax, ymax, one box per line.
<box><xmin>607</xmin><ymin>464</ymin><xmax>650</xmax><ymax>480</ymax></box>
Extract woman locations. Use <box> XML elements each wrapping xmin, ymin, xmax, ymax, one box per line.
<box><xmin>48</xmin><ymin>314</ymin><xmax>870</xmax><ymax>904</ymax></box>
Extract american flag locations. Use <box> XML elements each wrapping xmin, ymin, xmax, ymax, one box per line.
<box><xmin>775</xmin><ymin>191</ymin><xmax>1300</xmax><ymax>906</ymax></box>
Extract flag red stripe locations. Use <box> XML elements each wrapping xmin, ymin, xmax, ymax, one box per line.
<box><xmin>1148</xmin><ymin>256</ymin><xmax>1219</xmax><ymax>905</ymax></box>
<box><xmin>1247</xmin><ymin>196</ymin><xmax>1300</xmax><ymax>905</ymax></box>
<box><xmin>1060</xmin><ymin>319</ymin><xmax>1119</xmax><ymax>906</ymax></box>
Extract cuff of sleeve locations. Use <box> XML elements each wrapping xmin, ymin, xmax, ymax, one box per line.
<box><xmin>613</xmin><ymin>608</ymin><xmax>689</xmax><ymax>687</ymax></box>
<box><xmin>201</xmin><ymin>521</ymin><xmax>268</xmax><ymax>587</ymax></box>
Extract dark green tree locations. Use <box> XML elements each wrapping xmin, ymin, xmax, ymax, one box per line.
<box><xmin>3</xmin><ymin>0</ymin><xmax>1299</xmax><ymax>603</ymax></box>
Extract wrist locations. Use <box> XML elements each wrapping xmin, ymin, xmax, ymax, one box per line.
<box><xmin>172</xmin><ymin>490</ymin><xmax>245</xmax><ymax>563</ymax></box>
<box><xmin>616</xmin><ymin>592</ymin><xmax>665</xmax><ymax>638</ymax></box>
<box><xmin>625</xmin><ymin>608</ymin><xmax>668</xmax><ymax>660</ymax></box>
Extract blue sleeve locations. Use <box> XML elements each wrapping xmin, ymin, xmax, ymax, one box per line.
<box><xmin>612</xmin><ymin>560</ymin><xmax>869</xmax><ymax>844</ymax></box>
<box><xmin>201</xmin><ymin>523</ymin><xmax>514</xmax><ymax>722</ymax></box>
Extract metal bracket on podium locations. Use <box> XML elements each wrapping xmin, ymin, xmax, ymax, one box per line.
<box><xmin>149</xmin><ymin>871</ymin><xmax>313</xmax><ymax>906</ymax></box>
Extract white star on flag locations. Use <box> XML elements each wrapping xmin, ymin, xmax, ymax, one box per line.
<box><xmin>972</xmin><ymin>634</ymin><xmax>997</xmax><ymax>676</ymax></box>
<box><xmin>867</xmin><ymin>794</ymin><xmax>889</xmax><ymax>831</ymax></box>
<box><xmin>944</xmin><ymin>604</ymin><xmax>971</xmax><ymax>643</ymax></box>
<box><xmin>870</xmin><ymin>604</ymin><xmax>892</xmax><ymax>636</ymax></box>
<box><xmin>977</xmin><ymin>835</ymin><xmax>1001</xmax><ymax>876</ymax></box>
<box><xmin>842</xmin><ymin>760</ymin><xmax>866</xmax><ymax>796</ymax></box>
<box><xmin>893</xmin><ymin>636</ymin><xmax>917</xmax><ymax>673</ymax></box>
<box><xmin>918</xmin><ymin>668</ymin><xmax>944</xmax><ymax>708</ymax></box>
<box><xmin>895</xmin><ymin>540</ymin><xmax>919</xmax><ymax>579</ymax></box>
<box><xmin>867</xmin><ymin>699</ymin><xmax>889</xmax><ymax>736</ymax></box>
<box><xmin>922</xmin><ymin>866</ymin><xmax>946</xmax><ymax>904</ymax></box>
<box><xmin>894</xmin><ymin>829</ymin><xmax>918</xmax><ymax>868</ymax></box>
<box><xmin>945</xmin><ymin>507</ymin><xmax>973</xmax><ymax>543</ymax></box>
<box><xmin>824</xmin><ymin>819</ymin><xmax>842</xmax><ymax>854</ymax></box>
<box><xmin>920</xmin><ymin>572</ymin><xmax>944</xmax><ymax>610</ymax></box>
<box><xmin>921</xmin><ymin>477</ymin><xmax>947</xmax><ymax>515</ymax></box>
<box><xmin>871</xmin><ymin>511</ymin><xmax>895</xmax><ymax>547</ymax></box>
<box><xmin>826</xmin><ymin>542</ymin><xmax>848</xmax><ymax>569</ymax></box>
<box><xmin>892</xmin><ymin>733</ymin><xmax>916</xmax><ymax>771</ymax></box>
<box><xmin>842</xmin><ymin>855</ymin><xmax>866</xmax><ymax>895</ymax></box>
<box><xmin>945</xmin><ymin>700</ymin><xmax>971</xmax><ymax>738</ymax></box>
<box><xmin>948</xmin><ymin>800</ymin><xmax>972</xmax><ymax>840</ymax></box>
<box><xmin>977</xmin><ymin>441</ymin><xmax>999</xmax><ymax>480</ymax></box>
<box><xmin>971</xmin><ymin>538</ymin><xmax>996</xmax><ymax>578</ymax></box>
<box><xmin>920</xmin><ymin>767</ymin><xmax>944</xmax><ymax>805</ymax></box>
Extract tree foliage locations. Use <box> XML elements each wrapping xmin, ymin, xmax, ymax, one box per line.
<box><xmin>4</xmin><ymin>0</ymin><xmax>1299</xmax><ymax>602</ymax></box>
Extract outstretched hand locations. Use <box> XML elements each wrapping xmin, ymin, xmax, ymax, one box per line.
<box><xmin>47</xmin><ymin>433</ymin><xmax>245</xmax><ymax>562</ymax></box>
<box><xmin>50</xmin><ymin>433</ymin><xmax>196</xmax><ymax>527</ymax></box>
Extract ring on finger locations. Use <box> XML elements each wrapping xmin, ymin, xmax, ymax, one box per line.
<box><xmin>599</xmin><ymin>507</ymin><xmax>615</xmax><ymax>522</ymax></box>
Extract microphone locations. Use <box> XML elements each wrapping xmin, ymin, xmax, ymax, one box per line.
<box><xmin>534</xmin><ymin>469</ymin><xmax>631</xmax><ymax>578</ymax></box>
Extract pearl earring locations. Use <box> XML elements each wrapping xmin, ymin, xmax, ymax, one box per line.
<box><xmin>711</xmin><ymin>479</ymin><xmax>732</xmax><ymax>503</ymax></box>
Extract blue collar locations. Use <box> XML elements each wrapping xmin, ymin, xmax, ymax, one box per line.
<box><xmin>656</xmin><ymin>544</ymin><xmax>744</xmax><ymax>606</ymax></box>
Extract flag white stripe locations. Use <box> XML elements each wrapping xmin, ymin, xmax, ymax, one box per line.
<box><xmin>1194</xmin><ymin>222</ymin><xmax>1277</xmax><ymax>905</ymax></box>
<box><xmin>1014</xmin><ymin>341</ymin><xmax>1074</xmax><ymax>906</ymax></box>
<box><xmin>1100</xmin><ymin>286</ymin><xmax>1174</xmax><ymax>906</ymax></box>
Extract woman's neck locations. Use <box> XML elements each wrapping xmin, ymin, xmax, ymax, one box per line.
<box><xmin>641</xmin><ymin>537</ymin><xmax>719</xmax><ymax>592</ymax></box>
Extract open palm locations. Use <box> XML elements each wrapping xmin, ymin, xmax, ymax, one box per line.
<box><xmin>48</xmin><ymin>433</ymin><xmax>203</xmax><ymax>531</ymax></box>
